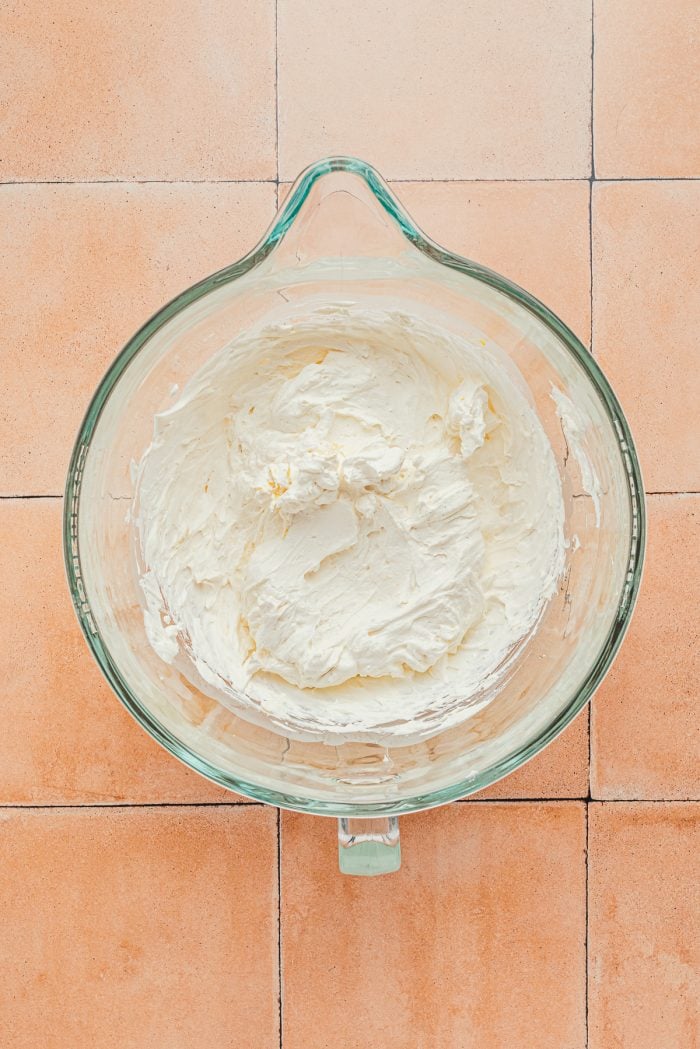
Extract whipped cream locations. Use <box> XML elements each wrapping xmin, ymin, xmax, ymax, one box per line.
<box><xmin>134</xmin><ymin>308</ymin><xmax>565</xmax><ymax>744</ymax></box>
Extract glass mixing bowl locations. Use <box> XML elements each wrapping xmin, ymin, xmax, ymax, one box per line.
<box><xmin>65</xmin><ymin>158</ymin><xmax>644</xmax><ymax>874</ymax></box>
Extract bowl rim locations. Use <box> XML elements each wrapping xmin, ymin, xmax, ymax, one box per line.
<box><xmin>63</xmin><ymin>156</ymin><xmax>646</xmax><ymax>817</ymax></box>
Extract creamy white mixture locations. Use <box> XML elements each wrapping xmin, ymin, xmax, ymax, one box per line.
<box><xmin>134</xmin><ymin>308</ymin><xmax>565</xmax><ymax>744</ymax></box>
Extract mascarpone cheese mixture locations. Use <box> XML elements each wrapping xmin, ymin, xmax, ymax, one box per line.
<box><xmin>134</xmin><ymin>308</ymin><xmax>565</xmax><ymax>744</ymax></box>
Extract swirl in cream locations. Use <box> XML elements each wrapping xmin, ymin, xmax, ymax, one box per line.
<box><xmin>134</xmin><ymin>308</ymin><xmax>565</xmax><ymax>744</ymax></box>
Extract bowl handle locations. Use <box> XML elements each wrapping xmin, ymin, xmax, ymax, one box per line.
<box><xmin>337</xmin><ymin>817</ymin><xmax>401</xmax><ymax>876</ymax></box>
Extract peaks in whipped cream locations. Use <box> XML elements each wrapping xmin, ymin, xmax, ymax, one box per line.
<box><xmin>134</xmin><ymin>308</ymin><xmax>565</xmax><ymax>745</ymax></box>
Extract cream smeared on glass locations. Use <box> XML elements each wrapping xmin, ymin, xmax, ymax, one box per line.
<box><xmin>134</xmin><ymin>309</ymin><xmax>565</xmax><ymax>744</ymax></box>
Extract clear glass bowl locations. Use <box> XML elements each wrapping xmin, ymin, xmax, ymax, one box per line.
<box><xmin>64</xmin><ymin>158</ymin><xmax>644</xmax><ymax>869</ymax></box>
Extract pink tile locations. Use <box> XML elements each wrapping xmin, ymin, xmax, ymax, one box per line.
<box><xmin>278</xmin><ymin>0</ymin><xmax>592</xmax><ymax>180</ymax></box>
<box><xmin>589</xmin><ymin>802</ymin><xmax>700</xmax><ymax>1049</ymax></box>
<box><xmin>0</xmin><ymin>0</ymin><xmax>275</xmax><ymax>181</ymax></box>
<box><xmin>475</xmin><ymin>712</ymin><xmax>588</xmax><ymax>799</ymax></box>
<box><xmin>0</xmin><ymin>182</ymin><xmax>276</xmax><ymax>494</ymax></box>
<box><xmin>591</xmin><ymin>495</ymin><xmax>700</xmax><ymax>800</ymax></box>
<box><xmin>396</xmin><ymin>180</ymin><xmax>591</xmax><ymax>343</ymax></box>
<box><xmin>282</xmin><ymin>803</ymin><xmax>586</xmax><ymax>1049</ymax></box>
<box><xmin>0</xmin><ymin>806</ymin><xmax>279</xmax><ymax>1049</ymax></box>
<box><xmin>594</xmin><ymin>0</ymin><xmax>700</xmax><ymax>177</ymax></box>
<box><xmin>593</xmin><ymin>181</ymin><xmax>700</xmax><ymax>492</ymax></box>
<box><xmin>0</xmin><ymin>499</ymin><xmax>237</xmax><ymax>803</ymax></box>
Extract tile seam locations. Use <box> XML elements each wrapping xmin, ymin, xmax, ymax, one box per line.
<box><xmin>2</xmin><ymin>177</ymin><xmax>699</xmax><ymax>189</ymax></box>
<box><xmin>456</xmin><ymin>797</ymin><xmax>586</xmax><ymax>803</ymax></box>
<box><xmin>0</xmin><ymin>801</ymin><xmax>266</xmax><ymax>809</ymax></box>
<box><xmin>591</xmin><ymin>0</ymin><xmax>596</xmax><ymax>181</ymax></box>
<box><xmin>274</xmin><ymin>0</ymin><xmax>279</xmax><ymax>185</ymax></box>
<box><xmin>585</xmin><ymin>800</ymin><xmax>590</xmax><ymax>1049</ymax></box>
<box><xmin>1</xmin><ymin>798</ymin><xmax>697</xmax><ymax>811</ymax></box>
<box><xmin>589</xmin><ymin>177</ymin><xmax>594</xmax><ymax>353</ymax></box>
<box><xmin>587</xmin><ymin>797</ymin><xmax>700</xmax><ymax>805</ymax></box>
<box><xmin>0</xmin><ymin>179</ymin><xmax>278</xmax><ymax>186</ymax></box>
<box><xmin>277</xmin><ymin>807</ymin><xmax>283</xmax><ymax>1049</ymax></box>
<box><xmin>588</xmin><ymin>703</ymin><xmax>593</xmax><ymax>803</ymax></box>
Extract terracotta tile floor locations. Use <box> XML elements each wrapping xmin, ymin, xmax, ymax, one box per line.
<box><xmin>0</xmin><ymin>807</ymin><xmax>279</xmax><ymax>1049</ymax></box>
<box><xmin>0</xmin><ymin>183</ymin><xmax>276</xmax><ymax>494</ymax></box>
<box><xmin>282</xmin><ymin>804</ymin><xmax>587</xmax><ymax>1049</ymax></box>
<box><xmin>1</xmin><ymin>1</ymin><xmax>697</xmax><ymax>1046</ymax></box>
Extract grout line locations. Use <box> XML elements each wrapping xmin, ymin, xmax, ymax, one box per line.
<box><xmin>456</xmin><ymin>796</ymin><xmax>700</xmax><ymax>804</ymax></box>
<box><xmin>1</xmin><ymin>797</ymin><xmax>697</xmax><ymax>812</ymax></box>
<box><xmin>587</xmin><ymin>703</ymin><xmax>593</xmax><ymax>801</ymax></box>
<box><xmin>647</xmin><ymin>490</ymin><xmax>700</xmax><ymax>496</ymax></box>
<box><xmin>388</xmin><ymin>176</ymin><xmax>591</xmax><ymax>184</ymax></box>
<box><xmin>281</xmin><ymin>175</ymin><xmax>700</xmax><ymax>185</ymax></box>
<box><xmin>0</xmin><ymin>801</ymin><xmax>265</xmax><ymax>810</ymax></box>
<box><xmin>274</xmin><ymin>0</ymin><xmax>280</xmax><ymax>185</ymax></box>
<box><xmin>591</xmin><ymin>0</ymin><xmax>596</xmax><ymax>180</ymax></box>
<box><xmin>585</xmin><ymin>801</ymin><xmax>590</xmax><ymax>1048</ymax></box>
<box><xmin>0</xmin><ymin>179</ymin><xmax>278</xmax><ymax>187</ymax></box>
<box><xmin>277</xmin><ymin>808</ymin><xmax>284</xmax><ymax>1049</ymax></box>
<box><xmin>2</xmin><ymin>177</ymin><xmax>699</xmax><ymax>190</ymax></box>
<box><xmin>0</xmin><ymin>493</ymin><xmax>62</xmax><ymax>500</ymax></box>
<box><xmin>456</xmin><ymin>797</ymin><xmax>587</xmax><ymax>804</ymax></box>
<box><xmin>592</xmin><ymin>176</ymin><xmax>700</xmax><ymax>183</ymax></box>
<box><xmin>583</xmin><ymin>797</ymin><xmax>700</xmax><ymax>804</ymax></box>
<box><xmin>589</xmin><ymin>178</ymin><xmax>594</xmax><ymax>352</ymax></box>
